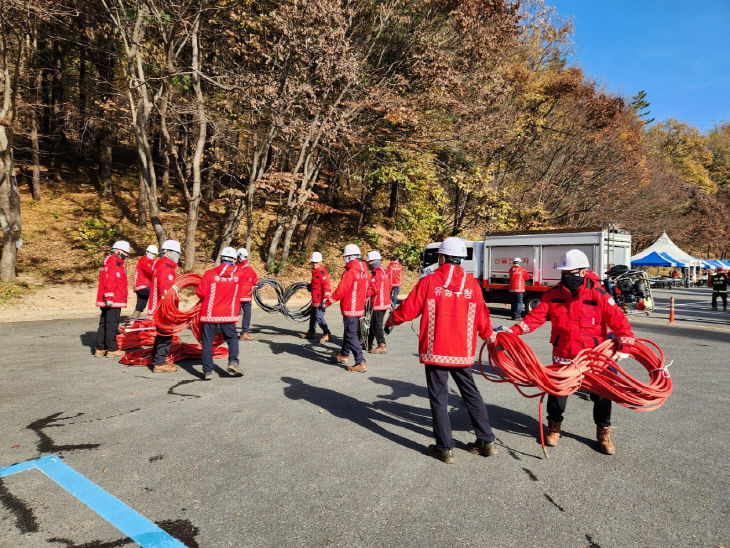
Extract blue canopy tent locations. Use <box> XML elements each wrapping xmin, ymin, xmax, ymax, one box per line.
<box><xmin>706</xmin><ymin>259</ymin><xmax>724</xmax><ymax>269</ymax></box>
<box><xmin>659</xmin><ymin>252</ymin><xmax>688</xmax><ymax>268</ymax></box>
<box><xmin>631</xmin><ymin>251</ymin><xmax>677</xmax><ymax>267</ymax></box>
<box><xmin>721</xmin><ymin>260</ymin><xmax>730</xmax><ymax>268</ymax></box>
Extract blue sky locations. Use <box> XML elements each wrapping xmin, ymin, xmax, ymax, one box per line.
<box><xmin>547</xmin><ymin>1</ymin><xmax>730</xmax><ymax>131</ymax></box>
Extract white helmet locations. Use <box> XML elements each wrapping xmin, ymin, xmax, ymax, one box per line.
<box><xmin>438</xmin><ymin>237</ymin><xmax>467</xmax><ymax>257</ymax></box>
<box><xmin>146</xmin><ymin>244</ymin><xmax>159</xmax><ymax>255</ymax></box>
<box><xmin>557</xmin><ymin>249</ymin><xmax>590</xmax><ymax>270</ymax></box>
<box><xmin>237</xmin><ymin>248</ymin><xmax>248</xmax><ymax>260</ymax></box>
<box><xmin>366</xmin><ymin>250</ymin><xmax>382</xmax><ymax>262</ymax></box>
<box><xmin>310</xmin><ymin>251</ymin><xmax>323</xmax><ymax>263</ymax></box>
<box><xmin>342</xmin><ymin>244</ymin><xmax>361</xmax><ymax>257</ymax></box>
<box><xmin>161</xmin><ymin>239</ymin><xmax>181</xmax><ymax>253</ymax></box>
<box><xmin>513</xmin><ymin>257</ymin><xmax>522</xmax><ymax>263</ymax></box>
<box><xmin>112</xmin><ymin>240</ymin><xmax>131</xmax><ymax>254</ymax></box>
<box><xmin>220</xmin><ymin>247</ymin><xmax>237</xmax><ymax>260</ymax></box>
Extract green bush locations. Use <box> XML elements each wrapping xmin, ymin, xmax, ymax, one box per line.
<box><xmin>67</xmin><ymin>217</ymin><xmax>124</xmax><ymax>265</ymax></box>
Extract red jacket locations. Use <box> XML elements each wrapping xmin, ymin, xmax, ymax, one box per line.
<box><xmin>134</xmin><ymin>255</ymin><xmax>155</xmax><ymax>291</ymax></box>
<box><xmin>388</xmin><ymin>263</ymin><xmax>493</xmax><ymax>367</ymax></box>
<box><xmin>147</xmin><ymin>257</ymin><xmax>178</xmax><ymax>315</ymax></box>
<box><xmin>387</xmin><ymin>261</ymin><xmax>403</xmax><ymax>287</ymax></box>
<box><xmin>368</xmin><ymin>265</ymin><xmax>392</xmax><ymax>311</ymax></box>
<box><xmin>237</xmin><ymin>261</ymin><xmax>258</xmax><ymax>303</ymax></box>
<box><xmin>510</xmin><ymin>276</ymin><xmax>635</xmax><ymax>360</ymax></box>
<box><xmin>508</xmin><ymin>265</ymin><xmax>529</xmax><ymax>293</ymax></box>
<box><xmin>197</xmin><ymin>263</ymin><xmax>244</xmax><ymax>323</ymax></box>
<box><xmin>329</xmin><ymin>259</ymin><xmax>369</xmax><ymax>317</ymax></box>
<box><xmin>96</xmin><ymin>253</ymin><xmax>128</xmax><ymax>308</ymax></box>
<box><xmin>310</xmin><ymin>265</ymin><xmax>332</xmax><ymax>307</ymax></box>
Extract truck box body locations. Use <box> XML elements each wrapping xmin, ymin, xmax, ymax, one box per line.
<box><xmin>420</xmin><ymin>228</ymin><xmax>632</xmax><ymax>311</ymax></box>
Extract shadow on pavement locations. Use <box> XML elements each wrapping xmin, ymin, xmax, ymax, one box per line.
<box><xmin>282</xmin><ymin>376</ymin><xmax>432</xmax><ymax>452</ymax></box>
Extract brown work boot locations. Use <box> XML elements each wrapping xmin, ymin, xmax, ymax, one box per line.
<box><xmin>299</xmin><ymin>332</ymin><xmax>316</xmax><ymax>339</ymax></box>
<box><xmin>347</xmin><ymin>361</ymin><xmax>367</xmax><ymax>373</ymax></box>
<box><xmin>545</xmin><ymin>419</ymin><xmax>562</xmax><ymax>447</ymax></box>
<box><xmin>466</xmin><ymin>439</ymin><xmax>498</xmax><ymax>457</ymax></box>
<box><xmin>152</xmin><ymin>363</ymin><xmax>178</xmax><ymax>373</ymax></box>
<box><xmin>94</xmin><ymin>349</ymin><xmax>107</xmax><ymax>357</ymax></box>
<box><xmin>427</xmin><ymin>444</ymin><xmax>455</xmax><ymax>464</ymax></box>
<box><xmin>239</xmin><ymin>332</ymin><xmax>255</xmax><ymax>341</ymax></box>
<box><xmin>330</xmin><ymin>353</ymin><xmax>349</xmax><ymax>364</ymax></box>
<box><xmin>596</xmin><ymin>426</ymin><xmax>615</xmax><ymax>455</ymax></box>
<box><xmin>369</xmin><ymin>343</ymin><xmax>387</xmax><ymax>354</ymax></box>
<box><xmin>106</xmin><ymin>349</ymin><xmax>126</xmax><ymax>358</ymax></box>
<box><xmin>319</xmin><ymin>333</ymin><xmax>330</xmax><ymax>343</ymax></box>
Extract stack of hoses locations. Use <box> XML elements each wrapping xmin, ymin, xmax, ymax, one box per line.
<box><xmin>117</xmin><ymin>273</ymin><xmax>227</xmax><ymax>365</ymax></box>
<box><xmin>253</xmin><ymin>278</ymin><xmax>311</xmax><ymax>321</ymax></box>
<box><xmin>479</xmin><ymin>332</ymin><xmax>672</xmax><ymax>456</ymax></box>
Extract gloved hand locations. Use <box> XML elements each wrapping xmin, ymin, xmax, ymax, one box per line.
<box><xmin>493</xmin><ymin>325</ymin><xmax>508</xmax><ymax>333</ymax></box>
<box><xmin>613</xmin><ymin>351</ymin><xmax>629</xmax><ymax>361</ymax></box>
<box><xmin>306</xmin><ymin>283</ymin><xmax>312</xmax><ymax>292</ymax></box>
<box><xmin>104</xmin><ymin>300</ymin><xmax>113</xmax><ymax>307</ymax></box>
<box><xmin>256</xmin><ymin>282</ymin><xmax>264</xmax><ymax>290</ymax></box>
<box><xmin>384</xmin><ymin>324</ymin><xmax>393</xmax><ymax>335</ymax></box>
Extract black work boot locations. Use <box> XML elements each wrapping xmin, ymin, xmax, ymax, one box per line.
<box><xmin>466</xmin><ymin>439</ymin><xmax>498</xmax><ymax>457</ymax></box>
<box><xmin>427</xmin><ymin>445</ymin><xmax>455</xmax><ymax>464</ymax></box>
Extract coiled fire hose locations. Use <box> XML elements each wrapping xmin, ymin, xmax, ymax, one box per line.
<box><xmin>118</xmin><ymin>273</ymin><xmax>227</xmax><ymax>365</ymax></box>
<box><xmin>478</xmin><ymin>332</ymin><xmax>672</xmax><ymax>457</ymax></box>
<box><xmin>253</xmin><ymin>278</ymin><xmax>311</xmax><ymax>321</ymax></box>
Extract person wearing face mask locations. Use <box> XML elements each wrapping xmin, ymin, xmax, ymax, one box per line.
<box><xmin>149</xmin><ymin>240</ymin><xmax>181</xmax><ymax>373</ymax></box>
<box><xmin>132</xmin><ymin>244</ymin><xmax>158</xmax><ymax>319</ymax></box>
<box><xmin>500</xmin><ymin>249</ymin><xmax>635</xmax><ymax>455</ymax></box>
<box><xmin>365</xmin><ymin>250</ymin><xmax>391</xmax><ymax>354</ymax></box>
<box><xmin>327</xmin><ymin>244</ymin><xmax>369</xmax><ymax>372</ymax></box>
<box><xmin>94</xmin><ymin>240</ymin><xmax>130</xmax><ymax>358</ymax></box>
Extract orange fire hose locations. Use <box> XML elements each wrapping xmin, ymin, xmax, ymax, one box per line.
<box><xmin>478</xmin><ymin>332</ymin><xmax>672</xmax><ymax>456</ymax></box>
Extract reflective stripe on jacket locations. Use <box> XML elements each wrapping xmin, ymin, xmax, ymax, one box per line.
<box><xmin>134</xmin><ymin>255</ymin><xmax>155</xmax><ymax>291</ymax></box>
<box><xmin>368</xmin><ymin>265</ymin><xmax>392</xmax><ymax>311</ymax></box>
<box><xmin>389</xmin><ymin>263</ymin><xmax>493</xmax><ymax>367</ymax></box>
<box><xmin>147</xmin><ymin>257</ymin><xmax>177</xmax><ymax>315</ymax></box>
<box><xmin>330</xmin><ymin>259</ymin><xmax>369</xmax><ymax>317</ymax></box>
<box><xmin>197</xmin><ymin>263</ymin><xmax>243</xmax><ymax>323</ymax></box>
<box><xmin>508</xmin><ymin>265</ymin><xmax>529</xmax><ymax>293</ymax></box>
<box><xmin>311</xmin><ymin>266</ymin><xmax>332</xmax><ymax>307</ymax></box>
<box><xmin>96</xmin><ymin>253</ymin><xmax>128</xmax><ymax>308</ymax></box>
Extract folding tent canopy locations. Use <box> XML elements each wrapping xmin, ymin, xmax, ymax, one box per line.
<box><xmin>659</xmin><ymin>252</ymin><xmax>688</xmax><ymax>268</ymax></box>
<box><xmin>631</xmin><ymin>251</ymin><xmax>677</xmax><ymax>267</ymax></box>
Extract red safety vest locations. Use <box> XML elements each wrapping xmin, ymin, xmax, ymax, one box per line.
<box><xmin>389</xmin><ymin>263</ymin><xmax>493</xmax><ymax>367</ymax></box>
<box><xmin>330</xmin><ymin>259</ymin><xmax>369</xmax><ymax>317</ymax></box>
<box><xmin>197</xmin><ymin>263</ymin><xmax>244</xmax><ymax>323</ymax></box>
<box><xmin>387</xmin><ymin>261</ymin><xmax>403</xmax><ymax>287</ymax></box>
<box><xmin>368</xmin><ymin>265</ymin><xmax>392</xmax><ymax>311</ymax></box>
<box><xmin>96</xmin><ymin>253</ymin><xmax>128</xmax><ymax>308</ymax></box>
<box><xmin>310</xmin><ymin>265</ymin><xmax>332</xmax><ymax>307</ymax></box>
<box><xmin>147</xmin><ymin>257</ymin><xmax>178</xmax><ymax>315</ymax></box>
<box><xmin>510</xmin><ymin>277</ymin><xmax>635</xmax><ymax>360</ymax></box>
<box><xmin>134</xmin><ymin>255</ymin><xmax>155</xmax><ymax>291</ymax></box>
<box><xmin>236</xmin><ymin>261</ymin><xmax>259</xmax><ymax>303</ymax></box>
<box><xmin>508</xmin><ymin>265</ymin><xmax>529</xmax><ymax>293</ymax></box>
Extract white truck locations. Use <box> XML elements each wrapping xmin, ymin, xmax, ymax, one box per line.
<box><xmin>419</xmin><ymin>227</ymin><xmax>633</xmax><ymax>312</ymax></box>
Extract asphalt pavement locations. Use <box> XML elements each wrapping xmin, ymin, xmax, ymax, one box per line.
<box><xmin>0</xmin><ymin>294</ymin><xmax>728</xmax><ymax>547</ymax></box>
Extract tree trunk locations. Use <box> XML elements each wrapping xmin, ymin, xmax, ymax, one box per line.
<box><xmin>0</xmin><ymin>130</ymin><xmax>21</xmax><ymax>281</ymax></box>
<box><xmin>78</xmin><ymin>42</ymin><xmax>87</xmax><ymax>130</ymax></box>
<box><xmin>137</xmin><ymin>169</ymin><xmax>148</xmax><ymax>227</ymax></box>
<box><xmin>387</xmin><ymin>180</ymin><xmax>398</xmax><ymax>218</ymax></box>
<box><xmin>29</xmin><ymin>71</ymin><xmax>42</xmax><ymax>201</ymax></box>
<box><xmin>216</xmin><ymin>193</ymin><xmax>246</xmax><ymax>260</ymax></box>
<box><xmin>266</xmin><ymin>219</ymin><xmax>288</xmax><ymax>272</ymax></box>
<box><xmin>278</xmin><ymin>210</ymin><xmax>300</xmax><ymax>273</ymax></box>
<box><xmin>50</xmin><ymin>40</ymin><xmax>64</xmax><ymax>182</ymax></box>
<box><xmin>99</xmin><ymin>129</ymin><xmax>113</xmax><ymax>196</ymax></box>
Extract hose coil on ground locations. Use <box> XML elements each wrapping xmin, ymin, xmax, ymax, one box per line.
<box><xmin>253</xmin><ymin>278</ymin><xmax>311</xmax><ymax>321</ymax></box>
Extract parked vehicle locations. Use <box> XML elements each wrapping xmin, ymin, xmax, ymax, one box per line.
<box><xmin>420</xmin><ymin>227</ymin><xmax>651</xmax><ymax>314</ymax></box>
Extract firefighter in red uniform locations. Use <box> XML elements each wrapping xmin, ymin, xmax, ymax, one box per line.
<box><xmin>366</xmin><ymin>250</ymin><xmax>391</xmax><ymax>354</ymax></box>
<box><xmin>94</xmin><ymin>240</ymin><xmax>130</xmax><ymax>358</ymax></box>
<box><xmin>386</xmin><ymin>255</ymin><xmax>404</xmax><ymax>308</ymax></box>
<box><xmin>149</xmin><ymin>240</ymin><xmax>181</xmax><ymax>373</ymax></box>
<box><xmin>132</xmin><ymin>244</ymin><xmax>157</xmax><ymax>318</ymax></box>
<box><xmin>236</xmin><ymin>248</ymin><xmax>259</xmax><ymax>340</ymax></box>
<box><xmin>327</xmin><ymin>244</ymin><xmax>369</xmax><ymax>372</ymax></box>
<box><xmin>385</xmin><ymin>237</ymin><xmax>497</xmax><ymax>464</ymax></box>
<box><xmin>508</xmin><ymin>257</ymin><xmax>529</xmax><ymax>320</ymax></box>
<box><xmin>196</xmin><ymin>247</ymin><xmax>244</xmax><ymax>380</ymax></box>
<box><xmin>502</xmin><ymin>249</ymin><xmax>635</xmax><ymax>455</ymax></box>
<box><xmin>299</xmin><ymin>251</ymin><xmax>332</xmax><ymax>342</ymax></box>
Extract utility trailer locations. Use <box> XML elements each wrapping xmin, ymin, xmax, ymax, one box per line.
<box><xmin>420</xmin><ymin>227</ymin><xmax>638</xmax><ymax>313</ymax></box>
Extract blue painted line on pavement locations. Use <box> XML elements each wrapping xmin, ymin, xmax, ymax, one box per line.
<box><xmin>0</xmin><ymin>455</ymin><xmax>185</xmax><ymax>547</ymax></box>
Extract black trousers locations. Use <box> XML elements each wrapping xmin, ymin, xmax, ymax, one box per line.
<box><xmin>546</xmin><ymin>394</ymin><xmax>612</xmax><ymax>428</ymax></box>
<box><xmin>308</xmin><ymin>306</ymin><xmax>330</xmax><ymax>335</ymax></box>
<box><xmin>134</xmin><ymin>288</ymin><xmax>150</xmax><ymax>312</ymax></box>
<box><xmin>368</xmin><ymin>309</ymin><xmax>386</xmax><ymax>348</ymax></box>
<box><xmin>425</xmin><ymin>364</ymin><xmax>495</xmax><ymax>450</ymax></box>
<box><xmin>95</xmin><ymin>307</ymin><xmax>121</xmax><ymax>351</ymax></box>
<box><xmin>152</xmin><ymin>333</ymin><xmax>174</xmax><ymax>366</ymax></box>
<box><xmin>240</xmin><ymin>301</ymin><xmax>252</xmax><ymax>333</ymax></box>
<box><xmin>201</xmin><ymin>322</ymin><xmax>238</xmax><ymax>374</ymax></box>
<box><xmin>339</xmin><ymin>316</ymin><xmax>364</xmax><ymax>364</ymax></box>
<box><xmin>712</xmin><ymin>291</ymin><xmax>727</xmax><ymax>309</ymax></box>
